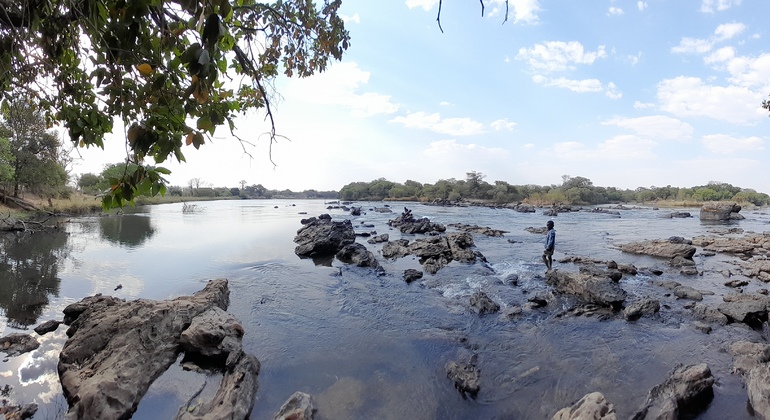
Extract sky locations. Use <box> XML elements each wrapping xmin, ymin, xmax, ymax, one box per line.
<box><xmin>69</xmin><ymin>0</ymin><xmax>770</xmax><ymax>194</ymax></box>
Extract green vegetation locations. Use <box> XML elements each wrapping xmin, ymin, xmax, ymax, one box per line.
<box><xmin>0</xmin><ymin>0</ymin><xmax>349</xmax><ymax>209</ymax></box>
<box><xmin>339</xmin><ymin>172</ymin><xmax>770</xmax><ymax>207</ymax></box>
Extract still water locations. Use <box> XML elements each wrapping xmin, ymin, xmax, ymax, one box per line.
<box><xmin>0</xmin><ymin>200</ymin><xmax>769</xmax><ymax>419</ymax></box>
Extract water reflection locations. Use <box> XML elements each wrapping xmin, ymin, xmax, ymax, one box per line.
<box><xmin>98</xmin><ymin>214</ymin><xmax>156</xmax><ymax>248</ymax></box>
<box><xmin>0</xmin><ymin>231</ymin><xmax>67</xmax><ymax>328</ymax></box>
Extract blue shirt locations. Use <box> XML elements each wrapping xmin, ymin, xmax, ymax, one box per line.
<box><xmin>544</xmin><ymin>229</ymin><xmax>556</xmax><ymax>251</ymax></box>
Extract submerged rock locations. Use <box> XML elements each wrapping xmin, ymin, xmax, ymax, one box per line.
<box><xmin>335</xmin><ymin>243</ymin><xmax>381</xmax><ymax>269</ymax></box>
<box><xmin>273</xmin><ymin>391</ymin><xmax>315</xmax><ymax>420</ymax></box>
<box><xmin>623</xmin><ymin>299</ymin><xmax>660</xmax><ymax>321</ymax></box>
<box><xmin>294</xmin><ymin>215</ymin><xmax>355</xmax><ymax>257</ymax></box>
<box><xmin>403</xmin><ymin>269</ymin><xmax>423</xmax><ymax>283</ymax></box>
<box><xmin>58</xmin><ymin>279</ymin><xmax>259</xmax><ymax>420</ymax></box>
<box><xmin>446</xmin><ymin>357</ymin><xmax>480</xmax><ymax>397</ymax></box>
<box><xmin>631</xmin><ymin>363</ymin><xmax>715</xmax><ymax>420</ymax></box>
<box><xmin>0</xmin><ymin>333</ymin><xmax>40</xmax><ymax>357</ymax></box>
<box><xmin>552</xmin><ymin>392</ymin><xmax>617</xmax><ymax>420</ymax></box>
<box><xmin>470</xmin><ymin>291</ymin><xmax>500</xmax><ymax>315</ymax></box>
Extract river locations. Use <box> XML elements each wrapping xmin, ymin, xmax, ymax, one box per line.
<box><xmin>0</xmin><ymin>199</ymin><xmax>769</xmax><ymax>419</ymax></box>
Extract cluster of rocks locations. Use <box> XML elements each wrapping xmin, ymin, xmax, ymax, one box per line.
<box><xmin>382</xmin><ymin>232</ymin><xmax>486</xmax><ymax>274</ymax></box>
<box><xmin>448</xmin><ymin>223</ymin><xmax>508</xmax><ymax>237</ymax></box>
<box><xmin>387</xmin><ymin>210</ymin><xmax>446</xmax><ymax>234</ymax></box>
<box><xmin>553</xmin><ymin>364</ymin><xmax>714</xmax><ymax>419</ymax></box>
<box><xmin>700</xmin><ymin>201</ymin><xmax>744</xmax><ymax>221</ymax></box>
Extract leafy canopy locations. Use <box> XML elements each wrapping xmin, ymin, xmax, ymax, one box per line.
<box><xmin>0</xmin><ymin>0</ymin><xmax>349</xmax><ymax>209</ymax></box>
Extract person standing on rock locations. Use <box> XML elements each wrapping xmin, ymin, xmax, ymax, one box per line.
<box><xmin>542</xmin><ymin>220</ymin><xmax>556</xmax><ymax>271</ymax></box>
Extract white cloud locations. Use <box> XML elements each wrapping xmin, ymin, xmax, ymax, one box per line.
<box><xmin>702</xmin><ymin>134</ymin><xmax>765</xmax><ymax>153</ymax></box>
<box><xmin>602</xmin><ymin>115</ymin><xmax>694</xmax><ymax>140</ymax></box>
<box><xmin>700</xmin><ymin>0</ymin><xmax>742</xmax><ymax>13</ymax></box>
<box><xmin>341</xmin><ymin>13</ymin><xmax>361</xmax><ymax>24</ymax></box>
<box><xmin>720</xmin><ymin>52</ymin><xmax>770</xmax><ymax>89</ymax></box>
<box><xmin>628</xmin><ymin>52</ymin><xmax>642</xmax><ymax>65</ymax></box>
<box><xmin>491</xmin><ymin>118</ymin><xmax>518</xmax><ymax>131</ymax></box>
<box><xmin>532</xmin><ymin>75</ymin><xmax>621</xmax><ymax>98</ymax></box>
<box><xmin>608</xmin><ymin>7</ymin><xmax>624</xmax><ymax>16</ymax></box>
<box><xmin>390</xmin><ymin>112</ymin><xmax>486</xmax><ymax>136</ymax></box>
<box><xmin>671</xmin><ymin>37</ymin><xmax>713</xmax><ymax>54</ymax></box>
<box><xmin>714</xmin><ymin>22</ymin><xmax>746</xmax><ymax>40</ymax></box>
<box><xmin>633</xmin><ymin>101</ymin><xmax>655</xmax><ymax>109</ymax></box>
<box><xmin>284</xmin><ymin>62</ymin><xmax>399</xmax><ymax>117</ymax></box>
<box><xmin>657</xmin><ymin>76</ymin><xmax>765</xmax><ymax>124</ymax></box>
<box><xmin>637</xmin><ymin>1</ymin><xmax>648</xmax><ymax>11</ymax></box>
<box><xmin>439</xmin><ymin>101</ymin><xmax>451</xmax><ymax>106</ymax></box>
<box><xmin>423</xmin><ymin>139</ymin><xmax>509</xmax><ymax>158</ymax></box>
<box><xmin>487</xmin><ymin>0</ymin><xmax>542</xmax><ymax>24</ymax></box>
<box><xmin>704</xmin><ymin>46</ymin><xmax>735</xmax><ymax>64</ymax></box>
<box><xmin>552</xmin><ymin>136</ymin><xmax>657</xmax><ymax>161</ymax></box>
<box><xmin>516</xmin><ymin>41</ymin><xmax>607</xmax><ymax>72</ymax></box>
<box><xmin>405</xmin><ymin>0</ymin><xmax>438</xmax><ymax>11</ymax></box>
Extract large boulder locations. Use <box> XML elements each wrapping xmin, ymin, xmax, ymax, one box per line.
<box><xmin>552</xmin><ymin>392</ymin><xmax>617</xmax><ymax>420</ymax></box>
<box><xmin>618</xmin><ymin>239</ymin><xmax>696</xmax><ymax>259</ymax></box>
<box><xmin>631</xmin><ymin>364</ymin><xmax>715</xmax><ymax>420</ymax></box>
<box><xmin>294</xmin><ymin>215</ymin><xmax>355</xmax><ymax>257</ymax></box>
<box><xmin>381</xmin><ymin>234</ymin><xmax>485</xmax><ymax>274</ymax></box>
<box><xmin>58</xmin><ymin>279</ymin><xmax>260</xmax><ymax>420</ymax></box>
<box><xmin>0</xmin><ymin>333</ymin><xmax>39</xmax><ymax>357</ymax></box>
<box><xmin>717</xmin><ymin>294</ymin><xmax>769</xmax><ymax>326</ymax></box>
<box><xmin>335</xmin><ymin>243</ymin><xmax>381</xmax><ymax>269</ymax></box>
<box><xmin>700</xmin><ymin>202</ymin><xmax>744</xmax><ymax>221</ymax></box>
<box><xmin>623</xmin><ymin>299</ymin><xmax>660</xmax><ymax>321</ymax></box>
<box><xmin>545</xmin><ymin>270</ymin><xmax>627</xmax><ymax>310</ymax></box>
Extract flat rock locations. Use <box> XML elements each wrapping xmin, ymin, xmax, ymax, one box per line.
<box><xmin>618</xmin><ymin>239</ymin><xmax>696</xmax><ymax>259</ymax></box>
<box><xmin>0</xmin><ymin>333</ymin><xmax>40</xmax><ymax>357</ymax></box>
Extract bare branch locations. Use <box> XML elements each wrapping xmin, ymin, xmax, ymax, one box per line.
<box><xmin>436</xmin><ymin>0</ymin><xmax>444</xmax><ymax>33</ymax></box>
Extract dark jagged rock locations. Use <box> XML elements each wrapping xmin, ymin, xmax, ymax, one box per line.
<box><xmin>273</xmin><ymin>391</ymin><xmax>315</xmax><ymax>420</ymax></box>
<box><xmin>335</xmin><ymin>243</ymin><xmax>381</xmax><ymax>269</ymax></box>
<box><xmin>470</xmin><ymin>291</ymin><xmax>500</xmax><ymax>315</ymax></box>
<box><xmin>366</xmin><ymin>233</ymin><xmax>389</xmax><ymax>244</ymax></box>
<box><xmin>579</xmin><ymin>266</ymin><xmax>622</xmax><ymax>282</ymax></box>
<box><xmin>631</xmin><ymin>364</ymin><xmax>715</xmax><ymax>420</ymax></box>
<box><xmin>618</xmin><ymin>239</ymin><xmax>696</xmax><ymax>259</ymax></box>
<box><xmin>0</xmin><ymin>403</ymin><xmax>38</xmax><ymax>419</ymax></box>
<box><xmin>700</xmin><ymin>202</ymin><xmax>744</xmax><ymax>221</ymax></box>
<box><xmin>58</xmin><ymin>279</ymin><xmax>259</xmax><ymax>420</ymax></box>
<box><xmin>387</xmin><ymin>210</ymin><xmax>445</xmax><ymax>234</ymax></box>
<box><xmin>717</xmin><ymin>294</ymin><xmax>769</xmax><ymax>326</ymax></box>
<box><xmin>33</xmin><ymin>319</ymin><xmax>61</xmax><ymax>335</ymax></box>
<box><xmin>381</xmin><ymin>233</ymin><xmax>485</xmax><ymax>274</ymax></box>
<box><xmin>403</xmin><ymin>269</ymin><xmax>423</xmax><ymax>283</ymax></box>
<box><xmin>446</xmin><ymin>356</ymin><xmax>480</xmax><ymax>397</ymax></box>
<box><xmin>448</xmin><ymin>223</ymin><xmax>508</xmax><ymax>237</ymax></box>
<box><xmin>294</xmin><ymin>215</ymin><xmax>355</xmax><ymax>257</ymax></box>
<box><xmin>381</xmin><ymin>239</ymin><xmax>410</xmax><ymax>259</ymax></box>
<box><xmin>624</xmin><ymin>299</ymin><xmax>660</xmax><ymax>321</ymax></box>
<box><xmin>0</xmin><ymin>333</ymin><xmax>40</xmax><ymax>357</ymax></box>
<box><xmin>690</xmin><ymin>303</ymin><xmax>729</xmax><ymax>326</ymax></box>
<box><xmin>545</xmin><ymin>270</ymin><xmax>627</xmax><ymax>310</ymax></box>
<box><xmin>552</xmin><ymin>392</ymin><xmax>616</xmax><ymax>420</ymax></box>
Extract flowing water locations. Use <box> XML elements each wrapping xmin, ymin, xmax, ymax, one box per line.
<box><xmin>1</xmin><ymin>200</ymin><xmax>769</xmax><ymax>419</ymax></box>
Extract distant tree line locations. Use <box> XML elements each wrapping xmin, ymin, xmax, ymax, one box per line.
<box><xmin>338</xmin><ymin>172</ymin><xmax>770</xmax><ymax>206</ymax></box>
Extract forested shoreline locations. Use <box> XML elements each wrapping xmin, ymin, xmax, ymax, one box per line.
<box><xmin>338</xmin><ymin>172</ymin><xmax>770</xmax><ymax>206</ymax></box>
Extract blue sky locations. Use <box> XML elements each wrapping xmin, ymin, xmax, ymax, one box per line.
<box><xmin>71</xmin><ymin>0</ymin><xmax>770</xmax><ymax>194</ymax></box>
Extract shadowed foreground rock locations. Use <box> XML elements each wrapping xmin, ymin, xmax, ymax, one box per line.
<box><xmin>552</xmin><ymin>392</ymin><xmax>616</xmax><ymax>420</ymax></box>
<box><xmin>58</xmin><ymin>279</ymin><xmax>259</xmax><ymax>420</ymax></box>
<box><xmin>631</xmin><ymin>363</ymin><xmax>714</xmax><ymax>420</ymax></box>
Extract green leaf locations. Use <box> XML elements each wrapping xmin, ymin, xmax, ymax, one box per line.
<box><xmin>196</xmin><ymin>115</ymin><xmax>213</xmax><ymax>131</ymax></box>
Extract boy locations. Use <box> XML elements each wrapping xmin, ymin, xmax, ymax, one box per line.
<box><xmin>542</xmin><ymin>220</ymin><xmax>556</xmax><ymax>271</ymax></box>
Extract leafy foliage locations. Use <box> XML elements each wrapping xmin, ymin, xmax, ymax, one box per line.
<box><xmin>339</xmin><ymin>174</ymin><xmax>770</xmax><ymax>206</ymax></box>
<box><xmin>0</xmin><ymin>0</ymin><xmax>349</xmax><ymax>209</ymax></box>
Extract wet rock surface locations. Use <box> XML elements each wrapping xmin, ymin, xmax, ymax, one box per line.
<box><xmin>545</xmin><ymin>270</ymin><xmax>627</xmax><ymax>309</ymax></box>
<box><xmin>294</xmin><ymin>214</ymin><xmax>355</xmax><ymax>257</ymax></box>
<box><xmin>448</xmin><ymin>223</ymin><xmax>508</xmax><ymax>237</ymax></box>
<box><xmin>58</xmin><ymin>279</ymin><xmax>259</xmax><ymax>420</ymax></box>
<box><xmin>446</xmin><ymin>355</ymin><xmax>480</xmax><ymax>397</ymax></box>
<box><xmin>631</xmin><ymin>363</ymin><xmax>715</xmax><ymax>420</ymax></box>
<box><xmin>381</xmin><ymin>232</ymin><xmax>486</xmax><ymax>274</ymax></box>
<box><xmin>552</xmin><ymin>392</ymin><xmax>617</xmax><ymax>420</ymax></box>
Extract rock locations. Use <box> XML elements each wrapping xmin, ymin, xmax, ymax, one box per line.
<box><xmin>527</xmin><ymin>295</ymin><xmax>548</xmax><ymax>308</ymax></box>
<box><xmin>350</xmin><ymin>206</ymin><xmax>361</xmax><ymax>216</ymax></box>
<box><xmin>552</xmin><ymin>392</ymin><xmax>617</xmax><ymax>420</ymax></box>
<box><xmin>545</xmin><ymin>270</ymin><xmax>627</xmax><ymax>310</ymax></box>
<box><xmin>446</xmin><ymin>358</ymin><xmax>480</xmax><ymax>397</ymax></box>
<box><xmin>58</xmin><ymin>279</ymin><xmax>260</xmax><ymax>420</ymax></box>
<box><xmin>403</xmin><ymin>269</ymin><xmax>423</xmax><ymax>283</ymax></box>
<box><xmin>515</xmin><ymin>203</ymin><xmax>536</xmax><ymax>213</ymax></box>
<box><xmin>631</xmin><ymin>364</ymin><xmax>715</xmax><ymax>420</ymax></box>
<box><xmin>725</xmin><ymin>279</ymin><xmax>749</xmax><ymax>288</ymax></box>
<box><xmin>33</xmin><ymin>319</ymin><xmax>61</xmax><ymax>335</ymax></box>
<box><xmin>543</xmin><ymin>209</ymin><xmax>558</xmax><ymax>217</ymax></box>
<box><xmin>717</xmin><ymin>294</ymin><xmax>769</xmax><ymax>326</ymax></box>
<box><xmin>729</xmin><ymin>341</ymin><xmax>770</xmax><ymax>377</ymax></box>
<box><xmin>700</xmin><ymin>202</ymin><xmax>743</xmax><ymax>221</ymax></box>
<box><xmin>669</xmin><ymin>212</ymin><xmax>692</xmax><ymax>218</ymax></box>
<box><xmin>501</xmin><ymin>306</ymin><xmax>523</xmax><ymax>319</ymax></box>
<box><xmin>0</xmin><ymin>333</ymin><xmax>40</xmax><ymax>357</ymax></box>
<box><xmin>690</xmin><ymin>304</ymin><xmax>728</xmax><ymax>326</ymax></box>
<box><xmin>579</xmin><ymin>266</ymin><xmax>622</xmax><ymax>282</ymax></box>
<box><xmin>0</xmin><ymin>403</ymin><xmax>38</xmax><ymax>419</ymax></box>
<box><xmin>606</xmin><ymin>261</ymin><xmax>618</xmax><ymax>269</ymax></box>
<box><xmin>692</xmin><ymin>232</ymin><xmax>769</xmax><ymax>255</ymax></box>
<box><xmin>294</xmin><ymin>215</ymin><xmax>355</xmax><ymax>257</ymax></box>
<box><xmin>448</xmin><ymin>223</ymin><xmax>508</xmax><ymax>237</ymax></box>
<box><xmin>178</xmin><ymin>307</ymin><xmax>244</xmax><ymax>369</ymax></box>
<box><xmin>748</xmin><ymin>364</ymin><xmax>770</xmax><ymax>419</ymax></box>
<box><xmin>692</xmin><ymin>321</ymin><xmax>711</xmax><ymax>334</ymax></box>
<box><xmin>674</xmin><ymin>285</ymin><xmax>703</xmax><ymax>301</ymax></box>
<box><xmin>387</xmin><ymin>212</ymin><xmax>445</xmax><ymax>234</ymax></box>
<box><xmin>504</xmin><ymin>273</ymin><xmax>519</xmax><ymax>285</ymax></box>
<box><xmin>470</xmin><ymin>291</ymin><xmax>500</xmax><ymax>315</ymax></box>
<box><xmin>618</xmin><ymin>240</ymin><xmax>696</xmax><ymax>259</ymax></box>
<box><xmin>382</xmin><ymin>239</ymin><xmax>410</xmax><ymax>259</ymax></box>
<box><xmin>623</xmin><ymin>299</ymin><xmax>660</xmax><ymax>321</ymax></box>
<box><xmin>618</xmin><ymin>264</ymin><xmax>638</xmax><ymax>275</ymax></box>
<box><xmin>335</xmin><ymin>243</ymin><xmax>381</xmax><ymax>269</ymax></box>
<box><xmin>366</xmin><ymin>233</ymin><xmax>389</xmax><ymax>244</ymax></box>
<box><xmin>525</xmin><ymin>226</ymin><xmax>548</xmax><ymax>234</ymax></box>
<box><xmin>273</xmin><ymin>391</ymin><xmax>315</xmax><ymax>420</ymax></box>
